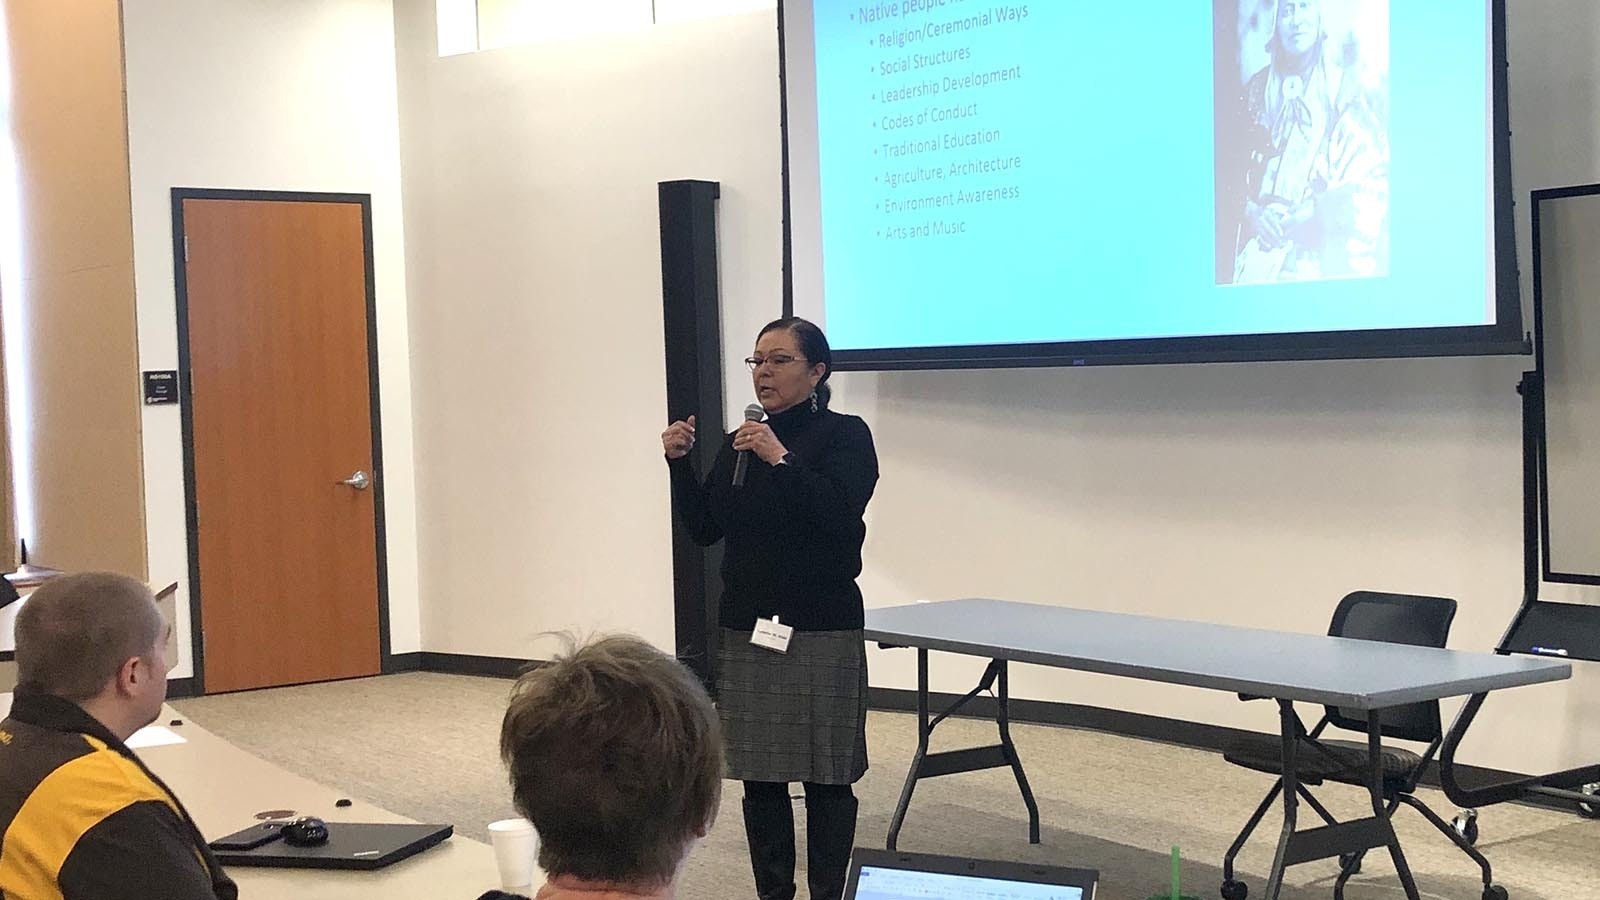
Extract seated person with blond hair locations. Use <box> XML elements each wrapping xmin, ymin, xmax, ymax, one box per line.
<box><xmin>483</xmin><ymin>635</ymin><xmax>723</xmax><ymax>900</ymax></box>
<box><xmin>0</xmin><ymin>572</ymin><xmax>236</xmax><ymax>900</ymax></box>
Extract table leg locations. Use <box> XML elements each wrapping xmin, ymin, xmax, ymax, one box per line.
<box><xmin>882</xmin><ymin>652</ymin><xmax>1041</xmax><ymax>849</ymax></box>
<box><xmin>1369</xmin><ymin>710</ymin><xmax>1421</xmax><ymax>900</ymax></box>
<box><xmin>1264</xmin><ymin>700</ymin><xmax>1301</xmax><ymax>900</ymax></box>
<box><xmin>996</xmin><ymin>661</ymin><xmax>1041</xmax><ymax>844</ymax></box>
<box><xmin>886</xmin><ymin>648</ymin><xmax>930</xmax><ymax>850</ymax></box>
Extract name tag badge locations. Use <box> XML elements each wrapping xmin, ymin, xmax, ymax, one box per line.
<box><xmin>750</xmin><ymin>616</ymin><xmax>793</xmax><ymax>654</ymax></box>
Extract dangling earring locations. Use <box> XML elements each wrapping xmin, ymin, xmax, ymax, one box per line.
<box><xmin>809</xmin><ymin>390</ymin><xmax>819</xmax><ymax>413</ymax></box>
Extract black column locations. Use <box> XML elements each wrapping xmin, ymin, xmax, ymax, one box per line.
<box><xmin>659</xmin><ymin>179</ymin><xmax>725</xmax><ymax>685</ymax></box>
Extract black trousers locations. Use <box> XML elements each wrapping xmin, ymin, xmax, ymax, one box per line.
<box><xmin>741</xmin><ymin>781</ymin><xmax>858</xmax><ymax>900</ymax></box>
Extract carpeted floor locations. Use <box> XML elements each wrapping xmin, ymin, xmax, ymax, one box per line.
<box><xmin>174</xmin><ymin>673</ymin><xmax>1597</xmax><ymax>900</ymax></box>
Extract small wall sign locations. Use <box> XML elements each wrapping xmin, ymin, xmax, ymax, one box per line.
<box><xmin>143</xmin><ymin>370</ymin><xmax>179</xmax><ymax>405</ymax></box>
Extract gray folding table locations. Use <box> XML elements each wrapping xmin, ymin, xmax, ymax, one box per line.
<box><xmin>864</xmin><ymin>599</ymin><xmax>1571</xmax><ymax>900</ymax></box>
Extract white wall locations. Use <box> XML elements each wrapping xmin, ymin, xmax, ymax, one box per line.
<box><xmin>393</xmin><ymin>1</ymin><xmax>782</xmax><ymax>657</ymax></box>
<box><xmin>395</xmin><ymin>0</ymin><xmax>1598</xmax><ymax>774</ymax></box>
<box><xmin>122</xmin><ymin>0</ymin><xmax>422</xmax><ymax>679</ymax></box>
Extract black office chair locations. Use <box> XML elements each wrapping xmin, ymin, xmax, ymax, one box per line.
<box><xmin>1219</xmin><ymin>591</ymin><xmax>1506</xmax><ymax>900</ymax></box>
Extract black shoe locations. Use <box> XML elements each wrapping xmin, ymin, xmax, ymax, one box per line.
<box><xmin>743</xmin><ymin>795</ymin><xmax>797</xmax><ymax>900</ymax></box>
<box><xmin>805</xmin><ymin>793</ymin><xmax>858</xmax><ymax>900</ymax></box>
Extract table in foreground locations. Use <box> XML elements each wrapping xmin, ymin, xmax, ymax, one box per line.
<box><xmin>864</xmin><ymin>599</ymin><xmax>1571</xmax><ymax>900</ymax></box>
<box><xmin>1</xmin><ymin>693</ymin><xmax>526</xmax><ymax>899</ymax></box>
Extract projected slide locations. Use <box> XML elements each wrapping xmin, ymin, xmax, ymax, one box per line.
<box><xmin>783</xmin><ymin>1</ymin><xmax>1511</xmax><ymax>362</ymax></box>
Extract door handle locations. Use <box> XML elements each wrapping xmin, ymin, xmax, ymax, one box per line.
<box><xmin>337</xmin><ymin>470</ymin><xmax>371</xmax><ymax>491</ymax></box>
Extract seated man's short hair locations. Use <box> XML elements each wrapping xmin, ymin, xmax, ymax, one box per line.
<box><xmin>14</xmin><ymin>573</ymin><xmax>162</xmax><ymax>701</ymax></box>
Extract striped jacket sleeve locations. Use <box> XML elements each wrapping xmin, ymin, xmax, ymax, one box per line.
<box><xmin>57</xmin><ymin>800</ymin><xmax>223</xmax><ymax>900</ymax></box>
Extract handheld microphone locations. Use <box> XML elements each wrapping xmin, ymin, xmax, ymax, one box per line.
<box><xmin>731</xmin><ymin>403</ymin><xmax>765</xmax><ymax>487</ymax></box>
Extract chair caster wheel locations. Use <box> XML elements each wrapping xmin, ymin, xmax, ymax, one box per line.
<box><xmin>1482</xmin><ymin>884</ymin><xmax>1508</xmax><ymax>900</ymax></box>
<box><xmin>1220</xmin><ymin>879</ymin><xmax>1248</xmax><ymax>900</ymax></box>
<box><xmin>1578</xmin><ymin>783</ymin><xmax>1600</xmax><ymax>820</ymax></box>
<box><xmin>1453</xmin><ymin>809</ymin><xmax>1480</xmax><ymax>845</ymax></box>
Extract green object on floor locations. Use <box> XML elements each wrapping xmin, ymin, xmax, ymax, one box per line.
<box><xmin>1147</xmin><ymin>845</ymin><xmax>1201</xmax><ymax>900</ymax></box>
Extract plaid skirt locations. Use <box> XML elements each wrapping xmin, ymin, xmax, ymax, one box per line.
<box><xmin>715</xmin><ymin>627</ymin><xmax>869</xmax><ymax>785</ymax></box>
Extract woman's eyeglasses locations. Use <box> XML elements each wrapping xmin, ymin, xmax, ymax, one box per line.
<box><xmin>744</xmin><ymin>355</ymin><xmax>804</xmax><ymax>371</ymax></box>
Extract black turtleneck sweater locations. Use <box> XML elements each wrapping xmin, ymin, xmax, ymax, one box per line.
<box><xmin>668</xmin><ymin>403</ymin><xmax>878</xmax><ymax>631</ymax></box>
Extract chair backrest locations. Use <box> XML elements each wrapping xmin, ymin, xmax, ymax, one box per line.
<box><xmin>1325</xmin><ymin>590</ymin><xmax>1457</xmax><ymax>744</ymax></box>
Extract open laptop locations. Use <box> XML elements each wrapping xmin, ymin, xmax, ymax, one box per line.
<box><xmin>846</xmin><ymin>848</ymin><xmax>1097</xmax><ymax>900</ymax></box>
<box><xmin>209</xmin><ymin>821</ymin><xmax>453</xmax><ymax>871</ymax></box>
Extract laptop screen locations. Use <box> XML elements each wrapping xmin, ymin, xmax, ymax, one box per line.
<box><xmin>854</xmin><ymin>865</ymin><xmax>1088</xmax><ymax>900</ymax></box>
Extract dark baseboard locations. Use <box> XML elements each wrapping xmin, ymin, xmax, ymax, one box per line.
<box><xmin>169</xmin><ymin>652</ymin><xmax>526</xmax><ymax>698</ymax></box>
<box><xmin>384</xmin><ymin>651</ymin><xmax>422</xmax><ymax>674</ymax></box>
<box><xmin>387</xmin><ymin>650</ymin><xmax>528</xmax><ymax>678</ymax></box>
<box><xmin>165</xmin><ymin>677</ymin><xmax>199</xmax><ymax>700</ymax></box>
<box><xmin>868</xmin><ymin>687</ymin><xmax>1580</xmax><ymax>816</ymax></box>
<box><xmin>417</xmin><ymin>652</ymin><xmax>532</xmax><ymax>679</ymax></box>
<box><xmin>0</xmin><ymin>650</ymin><xmax>12</xmax><ymax>663</ymax></box>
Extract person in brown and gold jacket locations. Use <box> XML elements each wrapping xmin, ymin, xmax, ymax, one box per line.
<box><xmin>0</xmin><ymin>572</ymin><xmax>236</xmax><ymax>900</ymax></box>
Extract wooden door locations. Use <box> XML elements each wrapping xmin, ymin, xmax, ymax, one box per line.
<box><xmin>181</xmin><ymin>196</ymin><xmax>383</xmax><ymax>693</ymax></box>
